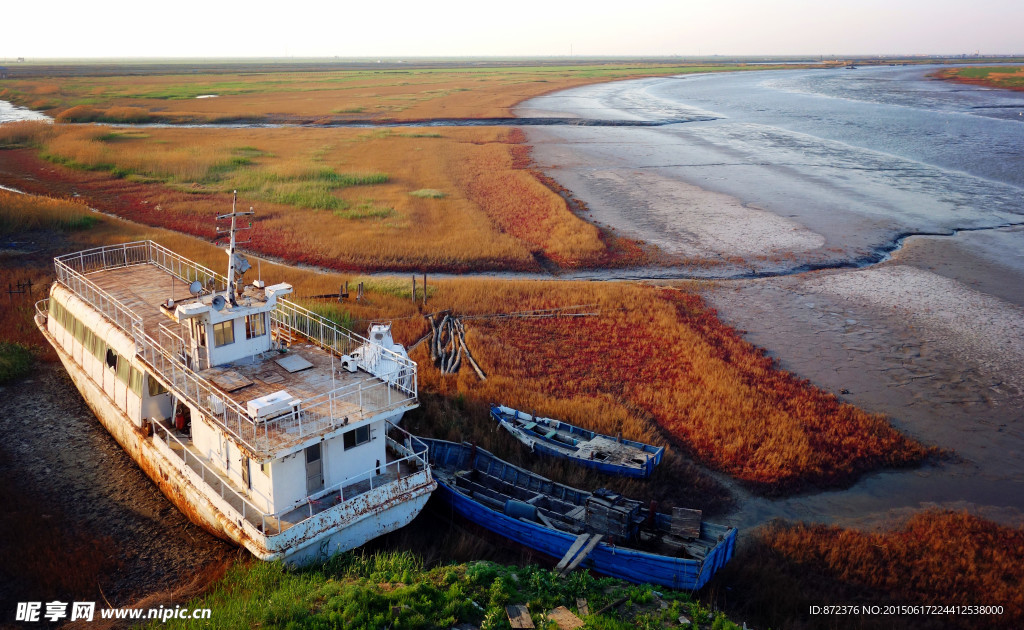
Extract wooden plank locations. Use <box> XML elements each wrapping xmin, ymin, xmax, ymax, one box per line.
<box><xmin>560</xmin><ymin>534</ymin><xmax>603</xmax><ymax>575</ymax></box>
<box><xmin>576</xmin><ymin>598</ymin><xmax>589</xmax><ymax>617</ymax></box>
<box><xmin>671</xmin><ymin>507</ymin><xmax>703</xmax><ymax>539</ymax></box>
<box><xmin>506</xmin><ymin>604</ymin><xmax>534</xmax><ymax>629</ymax></box>
<box><xmin>546</xmin><ymin>606</ymin><xmax>584</xmax><ymax>630</ymax></box>
<box><xmin>554</xmin><ymin>533</ymin><xmax>591</xmax><ymax>572</ymax></box>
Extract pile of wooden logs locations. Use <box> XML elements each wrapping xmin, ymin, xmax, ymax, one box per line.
<box><xmin>426</xmin><ymin>311</ymin><xmax>487</xmax><ymax>380</ymax></box>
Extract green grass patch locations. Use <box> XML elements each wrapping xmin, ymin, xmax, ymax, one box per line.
<box><xmin>147</xmin><ymin>551</ymin><xmax>742</xmax><ymax>630</ymax></box>
<box><xmin>95</xmin><ymin>131</ymin><xmax>151</xmax><ymax>142</ymax></box>
<box><xmin>409</xmin><ymin>188</ymin><xmax>444</xmax><ymax>199</ymax></box>
<box><xmin>305</xmin><ymin>303</ymin><xmax>356</xmax><ymax>332</ymax></box>
<box><xmin>0</xmin><ymin>342</ymin><xmax>35</xmax><ymax>384</ymax></box>
<box><xmin>334</xmin><ymin>200</ymin><xmax>395</xmax><ymax>220</ymax></box>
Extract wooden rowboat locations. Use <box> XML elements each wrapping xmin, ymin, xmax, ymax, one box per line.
<box><xmin>490</xmin><ymin>404</ymin><xmax>664</xmax><ymax>478</ymax></box>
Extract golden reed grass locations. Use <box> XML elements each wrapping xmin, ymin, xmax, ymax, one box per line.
<box><xmin>25</xmin><ymin>124</ymin><xmax>611</xmax><ymax>270</ymax></box>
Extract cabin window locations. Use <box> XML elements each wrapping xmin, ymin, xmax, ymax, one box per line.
<box><xmin>129</xmin><ymin>367</ymin><xmax>144</xmax><ymax>397</ymax></box>
<box><xmin>92</xmin><ymin>335</ymin><xmax>106</xmax><ymax>360</ymax></box>
<box><xmin>242</xmin><ymin>455</ymin><xmax>252</xmax><ymax>490</ymax></box>
<box><xmin>147</xmin><ymin>375</ymin><xmax>168</xmax><ymax>397</ymax></box>
<box><xmin>343</xmin><ymin>425</ymin><xmax>371</xmax><ymax>450</ymax></box>
<box><xmin>245</xmin><ymin>313</ymin><xmax>266</xmax><ymax>339</ymax></box>
<box><xmin>84</xmin><ymin>328</ymin><xmax>94</xmax><ymax>351</ymax></box>
<box><xmin>106</xmin><ymin>348</ymin><xmax>118</xmax><ymax>370</ymax></box>
<box><xmin>49</xmin><ymin>299</ymin><xmax>58</xmax><ymax>319</ymax></box>
<box><xmin>213</xmin><ymin>320</ymin><xmax>234</xmax><ymax>347</ymax></box>
<box><xmin>116</xmin><ymin>356</ymin><xmax>131</xmax><ymax>385</ymax></box>
<box><xmin>74</xmin><ymin>319</ymin><xmax>87</xmax><ymax>343</ymax></box>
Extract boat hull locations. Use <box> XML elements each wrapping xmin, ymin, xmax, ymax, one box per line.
<box><xmin>39</xmin><ymin>320</ymin><xmax>433</xmax><ymax>564</ymax></box>
<box><xmin>426</xmin><ymin>440</ymin><xmax>735</xmax><ymax>590</ymax></box>
<box><xmin>491</xmin><ymin>406</ymin><xmax>664</xmax><ymax>478</ymax></box>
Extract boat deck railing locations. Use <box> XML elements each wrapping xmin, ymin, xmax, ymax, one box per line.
<box><xmin>53</xmin><ymin>241</ymin><xmax>418</xmax><ymax>457</ymax></box>
<box><xmin>153</xmin><ymin>419</ymin><xmax>431</xmax><ymax>537</ymax></box>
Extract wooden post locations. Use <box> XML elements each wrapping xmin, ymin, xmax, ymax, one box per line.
<box><xmin>422</xmin><ymin>273</ymin><xmax>427</xmax><ymax>306</ymax></box>
<box><xmin>412</xmin><ymin>275</ymin><xmax>416</xmax><ymax>302</ymax></box>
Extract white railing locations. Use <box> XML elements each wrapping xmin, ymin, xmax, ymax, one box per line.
<box><xmin>153</xmin><ymin>420</ymin><xmax>431</xmax><ymax>536</ymax></box>
<box><xmin>271</xmin><ymin>299</ymin><xmax>418</xmax><ymax>399</ymax></box>
<box><xmin>52</xmin><ymin>241</ymin><xmax>419</xmax><ymax>454</ymax></box>
<box><xmin>275</xmin><ymin>426</ymin><xmax>432</xmax><ymax>522</ymax></box>
<box><xmin>145</xmin><ymin>241</ymin><xmax>227</xmax><ymax>294</ymax></box>
<box><xmin>55</xmin><ymin>256</ymin><xmax>143</xmax><ymax>334</ymax></box>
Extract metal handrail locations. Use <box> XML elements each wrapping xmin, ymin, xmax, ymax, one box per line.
<box><xmin>49</xmin><ymin>240</ymin><xmax>419</xmax><ymax>454</ymax></box>
<box><xmin>271</xmin><ymin>299</ymin><xmax>417</xmax><ymax>398</ymax></box>
<box><xmin>154</xmin><ymin>420</ymin><xmax>430</xmax><ymax>535</ymax></box>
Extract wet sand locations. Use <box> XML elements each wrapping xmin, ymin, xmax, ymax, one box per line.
<box><xmin>517</xmin><ymin>73</ymin><xmax>1024</xmax><ymax>529</ymax></box>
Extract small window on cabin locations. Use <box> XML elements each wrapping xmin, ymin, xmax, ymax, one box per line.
<box><xmin>62</xmin><ymin>308</ymin><xmax>72</xmax><ymax>331</ymax></box>
<box><xmin>116</xmin><ymin>356</ymin><xmax>131</xmax><ymax>385</ymax></box>
<box><xmin>245</xmin><ymin>313</ymin><xmax>266</xmax><ymax>339</ymax></box>
<box><xmin>129</xmin><ymin>367</ymin><xmax>144</xmax><ymax>397</ymax></box>
<box><xmin>106</xmin><ymin>348</ymin><xmax>118</xmax><ymax>370</ymax></box>
<box><xmin>242</xmin><ymin>455</ymin><xmax>252</xmax><ymax>490</ymax></box>
<box><xmin>343</xmin><ymin>425</ymin><xmax>371</xmax><ymax>450</ymax></box>
<box><xmin>84</xmin><ymin>328</ymin><xmax>94</xmax><ymax>350</ymax></box>
<box><xmin>147</xmin><ymin>376</ymin><xmax>167</xmax><ymax>397</ymax></box>
<box><xmin>213</xmin><ymin>321</ymin><xmax>234</xmax><ymax>347</ymax></box>
<box><xmin>49</xmin><ymin>299</ymin><xmax>58</xmax><ymax>318</ymax></box>
<box><xmin>74</xmin><ymin>319</ymin><xmax>87</xmax><ymax>343</ymax></box>
<box><xmin>93</xmin><ymin>335</ymin><xmax>106</xmax><ymax>360</ymax></box>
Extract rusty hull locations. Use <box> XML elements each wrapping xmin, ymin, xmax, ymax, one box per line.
<box><xmin>38</xmin><ymin>320</ymin><xmax>434</xmax><ymax>563</ymax></box>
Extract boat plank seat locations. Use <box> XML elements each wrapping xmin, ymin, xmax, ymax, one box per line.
<box><xmin>523</xmin><ymin>422</ymin><xmax>538</xmax><ymax>431</ymax></box>
<box><xmin>544</xmin><ymin>429</ymin><xmax>558</xmax><ymax>439</ymax></box>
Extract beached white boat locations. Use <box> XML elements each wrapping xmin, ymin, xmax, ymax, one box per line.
<box><xmin>33</xmin><ymin>202</ymin><xmax>435</xmax><ymax>563</ymax></box>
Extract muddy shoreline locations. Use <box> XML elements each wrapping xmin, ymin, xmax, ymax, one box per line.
<box><xmin>0</xmin><ymin>364</ymin><xmax>235</xmax><ymax>624</ymax></box>
<box><xmin>517</xmin><ymin>71</ymin><xmax>1024</xmax><ymax>530</ymax></box>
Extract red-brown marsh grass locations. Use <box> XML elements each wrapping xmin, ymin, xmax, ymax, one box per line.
<box><xmin>718</xmin><ymin>511</ymin><xmax>1024</xmax><ymax>629</ymax></box>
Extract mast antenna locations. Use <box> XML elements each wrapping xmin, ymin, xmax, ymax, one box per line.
<box><xmin>215</xmin><ymin>190</ymin><xmax>255</xmax><ymax>307</ymax></box>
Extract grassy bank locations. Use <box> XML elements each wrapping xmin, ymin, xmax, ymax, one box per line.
<box><xmin>147</xmin><ymin>551</ymin><xmax>743</xmax><ymax>630</ymax></box>
<box><xmin>931</xmin><ymin>66</ymin><xmax>1024</xmax><ymax>91</ymax></box>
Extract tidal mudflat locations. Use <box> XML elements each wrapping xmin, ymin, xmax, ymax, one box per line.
<box><xmin>519</xmin><ymin>65</ymin><xmax>1024</xmax><ymax>529</ymax></box>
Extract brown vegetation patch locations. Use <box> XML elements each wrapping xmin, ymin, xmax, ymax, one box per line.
<box><xmin>718</xmin><ymin>511</ymin><xmax>1024</xmax><ymax>629</ymax></box>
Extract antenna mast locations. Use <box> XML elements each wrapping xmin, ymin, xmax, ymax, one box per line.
<box><xmin>216</xmin><ymin>190</ymin><xmax>254</xmax><ymax>307</ymax></box>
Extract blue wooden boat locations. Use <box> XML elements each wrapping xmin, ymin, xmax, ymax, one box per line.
<box><xmin>490</xmin><ymin>404</ymin><xmax>665</xmax><ymax>478</ymax></box>
<box><xmin>422</xmin><ymin>438</ymin><xmax>736</xmax><ymax>590</ymax></box>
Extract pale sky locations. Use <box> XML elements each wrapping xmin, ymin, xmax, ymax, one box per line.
<box><xmin>3</xmin><ymin>0</ymin><xmax>1022</xmax><ymax>59</ymax></box>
